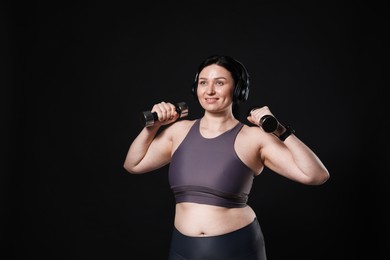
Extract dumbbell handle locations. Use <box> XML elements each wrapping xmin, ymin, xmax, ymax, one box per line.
<box><xmin>140</xmin><ymin>102</ymin><xmax>189</xmax><ymax>127</ymax></box>
<box><xmin>248</xmin><ymin>107</ymin><xmax>279</xmax><ymax>133</ymax></box>
<box><xmin>259</xmin><ymin>115</ymin><xmax>279</xmax><ymax>133</ymax></box>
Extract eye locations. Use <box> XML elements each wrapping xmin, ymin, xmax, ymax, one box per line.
<box><xmin>199</xmin><ymin>80</ymin><xmax>207</xmax><ymax>86</ymax></box>
<box><xmin>216</xmin><ymin>81</ymin><xmax>224</xmax><ymax>86</ymax></box>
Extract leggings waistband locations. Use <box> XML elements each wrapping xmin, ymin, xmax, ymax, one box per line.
<box><xmin>169</xmin><ymin>218</ymin><xmax>267</xmax><ymax>260</ymax></box>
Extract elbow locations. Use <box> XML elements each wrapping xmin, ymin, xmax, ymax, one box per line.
<box><xmin>308</xmin><ymin>169</ymin><xmax>330</xmax><ymax>185</ymax></box>
<box><xmin>123</xmin><ymin>163</ymin><xmax>138</xmax><ymax>174</ymax></box>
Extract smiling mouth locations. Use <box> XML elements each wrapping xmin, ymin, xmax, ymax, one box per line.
<box><xmin>205</xmin><ymin>98</ymin><xmax>219</xmax><ymax>104</ymax></box>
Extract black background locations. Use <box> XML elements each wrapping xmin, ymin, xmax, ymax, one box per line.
<box><xmin>1</xmin><ymin>1</ymin><xmax>388</xmax><ymax>259</ymax></box>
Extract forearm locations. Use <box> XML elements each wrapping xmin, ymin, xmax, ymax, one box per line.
<box><xmin>283</xmin><ymin>134</ymin><xmax>330</xmax><ymax>185</ymax></box>
<box><xmin>123</xmin><ymin>126</ymin><xmax>160</xmax><ymax>173</ymax></box>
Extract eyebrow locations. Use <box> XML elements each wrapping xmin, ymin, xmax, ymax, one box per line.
<box><xmin>198</xmin><ymin>77</ymin><xmax>227</xmax><ymax>81</ymax></box>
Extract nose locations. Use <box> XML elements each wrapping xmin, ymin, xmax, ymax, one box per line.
<box><xmin>206</xmin><ymin>83</ymin><xmax>215</xmax><ymax>94</ymax></box>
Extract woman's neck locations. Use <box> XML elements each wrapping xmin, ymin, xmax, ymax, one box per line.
<box><xmin>200</xmin><ymin>112</ymin><xmax>238</xmax><ymax>132</ymax></box>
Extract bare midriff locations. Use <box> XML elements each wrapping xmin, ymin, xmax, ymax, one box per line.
<box><xmin>174</xmin><ymin>202</ymin><xmax>257</xmax><ymax>237</ymax></box>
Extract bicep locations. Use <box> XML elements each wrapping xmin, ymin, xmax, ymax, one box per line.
<box><xmin>131</xmin><ymin>130</ymin><xmax>173</xmax><ymax>173</ymax></box>
<box><xmin>261</xmin><ymin>139</ymin><xmax>305</xmax><ymax>183</ymax></box>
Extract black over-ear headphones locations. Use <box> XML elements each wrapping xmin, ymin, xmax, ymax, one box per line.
<box><xmin>191</xmin><ymin>56</ymin><xmax>250</xmax><ymax>104</ymax></box>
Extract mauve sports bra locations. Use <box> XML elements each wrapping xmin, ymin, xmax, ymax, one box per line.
<box><xmin>168</xmin><ymin>119</ymin><xmax>256</xmax><ymax>208</ymax></box>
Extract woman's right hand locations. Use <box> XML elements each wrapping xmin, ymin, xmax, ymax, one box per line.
<box><xmin>151</xmin><ymin>101</ymin><xmax>180</xmax><ymax>126</ymax></box>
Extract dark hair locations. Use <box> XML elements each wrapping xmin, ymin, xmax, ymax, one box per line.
<box><xmin>191</xmin><ymin>55</ymin><xmax>250</xmax><ymax>118</ymax></box>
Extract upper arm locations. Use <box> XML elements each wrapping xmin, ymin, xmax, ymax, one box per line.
<box><xmin>129</xmin><ymin>120</ymin><xmax>193</xmax><ymax>174</ymax></box>
<box><xmin>261</xmin><ymin>139</ymin><xmax>300</xmax><ymax>178</ymax></box>
<box><xmin>130</xmin><ymin>126</ymin><xmax>175</xmax><ymax>173</ymax></box>
<box><xmin>239</xmin><ymin>126</ymin><xmax>305</xmax><ymax>183</ymax></box>
<box><xmin>261</xmin><ymin>136</ymin><xmax>316</xmax><ymax>184</ymax></box>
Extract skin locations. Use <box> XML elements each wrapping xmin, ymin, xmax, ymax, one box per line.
<box><xmin>124</xmin><ymin>64</ymin><xmax>330</xmax><ymax>236</ymax></box>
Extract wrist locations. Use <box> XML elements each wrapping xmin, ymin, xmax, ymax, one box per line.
<box><xmin>275</xmin><ymin>125</ymin><xmax>295</xmax><ymax>141</ymax></box>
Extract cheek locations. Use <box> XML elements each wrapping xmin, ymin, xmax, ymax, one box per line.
<box><xmin>196</xmin><ymin>86</ymin><xmax>201</xmax><ymax>96</ymax></box>
<box><xmin>224</xmin><ymin>86</ymin><xmax>235</xmax><ymax>99</ymax></box>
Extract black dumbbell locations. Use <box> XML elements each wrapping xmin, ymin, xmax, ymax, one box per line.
<box><xmin>140</xmin><ymin>102</ymin><xmax>189</xmax><ymax>127</ymax></box>
<box><xmin>247</xmin><ymin>107</ymin><xmax>278</xmax><ymax>133</ymax></box>
<box><xmin>259</xmin><ymin>115</ymin><xmax>279</xmax><ymax>133</ymax></box>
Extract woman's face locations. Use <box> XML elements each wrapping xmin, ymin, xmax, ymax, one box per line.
<box><xmin>196</xmin><ymin>64</ymin><xmax>235</xmax><ymax>113</ymax></box>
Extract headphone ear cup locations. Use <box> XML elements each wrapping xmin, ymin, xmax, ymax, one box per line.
<box><xmin>233</xmin><ymin>81</ymin><xmax>241</xmax><ymax>103</ymax></box>
<box><xmin>191</xmin><ymin>72</ymin><xmax>199</xmax><ymax>98</ymax></box>
<box><xmin>234</xmin><ymin>80</ymin><xmax>249</xmax><ymax>103</ymax></box>
<box><xmin>191</xmin><ymin>82</ymin><xmax>197</xmax><ymax>98</ymax></box>
<box><xmin>241</xmin><ymin>82</ymin><xmax>249</xmax><ymax>102</ymax></box>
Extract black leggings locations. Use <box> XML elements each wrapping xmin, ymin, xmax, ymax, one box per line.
<box><xmin>168</xmin><ymin>218</ymin><xmax>267</xmax><ymax>260</ymax></box>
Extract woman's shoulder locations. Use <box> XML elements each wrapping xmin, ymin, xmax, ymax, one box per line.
<box><xmin>174</xmin><ymin>118</ymin><xmax>197</xmax><ymax>128</ymax></box>
<box><xmin>240</xmin><ymin>122</ymin><xmax>263</xmax><ymax>135</ymax></box>
<box><xmin>166</xmin><ymin>119</ymin><xmax>198</xmax><ymax>147</ymax></box>
<box><xmin>238</xmin><ymin>122</ymin><xmax>275</xmax><ymax>143</ymax></box>
<box><xmin>166</xmin><ymin>118</ymin><xmax>197</xmax><ymax>135</ymax></box>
